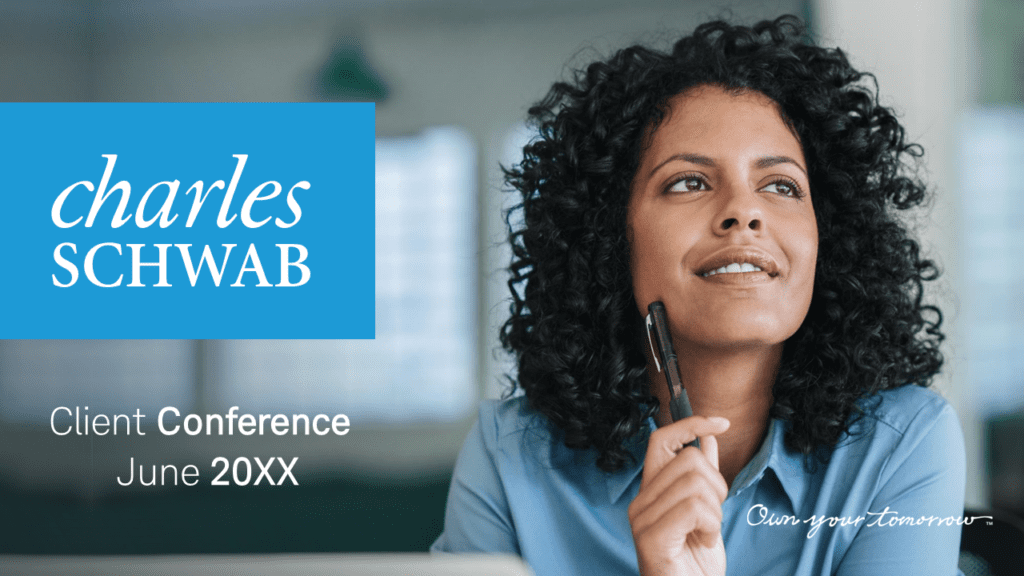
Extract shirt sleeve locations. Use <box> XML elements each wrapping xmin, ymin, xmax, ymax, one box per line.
<box><xmin>835</xmin><ymin>399</ymin><xmax>966</xmax><ymax>576</ymax></box>
<box><xmin>430</xmin><ymin>401</ymin><xmax>520</xmax><ymax>554</ymax></box>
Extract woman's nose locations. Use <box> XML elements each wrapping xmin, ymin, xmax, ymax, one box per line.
<box><xmin>714</xmin><ymin>187</ymin><xmax>763</xmax><ymax>234</ymax></box>
<box><xmin>719</xmin><ymin>215</ymin><xmax>761</xmax><ymax>231</ymax></box>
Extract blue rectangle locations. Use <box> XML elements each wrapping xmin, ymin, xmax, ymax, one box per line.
<box><xmin>0</xmin><ymin>103</ymin><xmax>375</xmax><ymax>339</ymax></box>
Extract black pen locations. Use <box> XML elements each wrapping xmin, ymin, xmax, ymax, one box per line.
<box><xmin>645</xmin><ymin>301</ymin><xmax>700</xmax><ymax>449</ymax></box>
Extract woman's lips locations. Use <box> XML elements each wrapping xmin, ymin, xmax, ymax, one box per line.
<box><xmin>694</xmin><ymin>247</ymin><xmax>781</xmax><ymax>278</ymax></box>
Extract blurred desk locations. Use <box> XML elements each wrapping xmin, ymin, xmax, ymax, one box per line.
<box><xmin>0</xmin><ymin>554</ymin><xmax>534</xmax><ymax>576</ymax></box>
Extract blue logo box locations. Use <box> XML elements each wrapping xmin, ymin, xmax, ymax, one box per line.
<box><xmin>0</xmin><ymin>103</ymin><xmax>375</xmax><ymax>339</ymax></box>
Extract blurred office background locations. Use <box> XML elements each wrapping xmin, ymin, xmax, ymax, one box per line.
<box><xmin>1</xmin><ymin>0</ymin><xmax>1022</xmax><ymax>554</ymax></box>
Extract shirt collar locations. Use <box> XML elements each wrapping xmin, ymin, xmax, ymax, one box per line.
<box><xmin>604</xmin><ymin>417</ymin><xmax>809</xmax><ymax>512</ymax></box>
<box><xmin>764</xmin><ymin>418</ymin><xmax>810</xmax><ymax>512</ymax></box>
<box><xmin>730</xmin><ymin>418</ymin><xmax>809</xmax><ymax>512</ymax></box>
<box><xmin>603</xmin><ymin>418</ymin><xmax>652</xmax><ymax>504</ymax></box>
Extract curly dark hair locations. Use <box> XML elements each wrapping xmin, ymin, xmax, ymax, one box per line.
<box><xmin>499</xmin><ymin>14</ymin><xmax>944</xmax><ymax>472</ymax></box>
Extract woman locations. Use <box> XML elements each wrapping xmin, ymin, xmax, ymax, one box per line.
<box><xmin>431</xmin><ymin>15</ymin><xmax>965</xmax><ymax>576</ymax></box>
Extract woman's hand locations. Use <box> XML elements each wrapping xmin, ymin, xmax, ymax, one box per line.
<box><xmin>628</xmin><ymin>416</ymin><xmax>730</xmax><ymax>576</ymax></box>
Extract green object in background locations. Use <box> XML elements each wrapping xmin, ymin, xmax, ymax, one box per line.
<box><xmin>317</xmin><ymin>43</ymin><xmax>390</xmax><ymax>102</ymax></box>
<box><xmin>0</xmin><ymin>474</ymin><xmax>449</xmax><ymax>554</ymax></box>
<box><xmin>978</xmin><ymin>0</ymin><xmax>1024</xmax><ymax>105</ymax></box>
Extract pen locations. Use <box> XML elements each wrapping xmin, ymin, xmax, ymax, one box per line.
<box><xmin>645</xmin><ymin>301</ymin><xmax>700</xmax><ymax>449</ymax></box>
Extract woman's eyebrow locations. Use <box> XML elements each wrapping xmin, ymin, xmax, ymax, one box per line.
<box><xmin>756</xmin><ymin>155</ymin><xmax>807</xmax><ymax>176</ymax></box>
<box><xmin>648</xmin><ymin>153</ymin><xmax>715</xmax><ymax>178</ymax></box>
<box><xmin>649</xmin><ymin>153</ymin><xmax>807</xmax><ymax>178</ymax></box>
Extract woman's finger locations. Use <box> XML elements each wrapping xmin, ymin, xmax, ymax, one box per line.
<box><xmin>642</xmin><ymin>416</ymin><xmax>729</xmax><ymax>488</ymax></box>
<box><xmin>631</xmin><ymin>446</ymin><xmax>727</xmax><ymax>518</ymax></box>
<box><xmin>629</xmin><ymin>472</ymin><xmax>723</xmax><ymax>536</ymax></box>
<box><xmin>634</xmin><ymin>493</ymin><xmax>723</xmax><ymax>554</ymax></box>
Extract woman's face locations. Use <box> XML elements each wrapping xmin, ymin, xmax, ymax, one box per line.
<box><xmin>628</xmin><ymin>85</ymin><xmax>817</xmax><ymax>350</ymax></box>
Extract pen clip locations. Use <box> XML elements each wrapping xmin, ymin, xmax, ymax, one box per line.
<box><xmin>645</xmin><ymin>312</ymin><xmax>662</xmax><ymax>373</ymax></box>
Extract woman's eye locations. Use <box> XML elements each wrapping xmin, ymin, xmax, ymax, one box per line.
<box><xmin>762</xmin><ymin>180</ymin><xmax>801</xmax><ymax>198</ymax></box>
<box><xmin>668</xmin><ymin>177</ymin><xmax>708</xmax><ymax>193</ymax></box>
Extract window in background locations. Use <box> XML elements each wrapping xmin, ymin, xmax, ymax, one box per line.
<box><xmin>0</xmin><ymin>340</ymin><xmax>194</xmax><ymax>423</ymax></box>
<box><xmin>216</xmin><ymin>127</ymin><xmax>478</xmax><ymax>423</ymax></box>
<box><xmin>960</xmin><ymin>109</ymin><xmax>1024</xmax><ymax>418</ymax></box>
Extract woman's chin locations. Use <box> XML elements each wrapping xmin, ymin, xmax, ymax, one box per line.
<box><xmin>676</xmin><ymin>322</ymin><xmax>793</xmax><ymax>352</ymax></box>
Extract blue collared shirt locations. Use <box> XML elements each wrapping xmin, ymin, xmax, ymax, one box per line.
<box><xmin>431</xmin><ymin>385</ymin><xmax>966</xmax><ymax>575</ymax></box>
